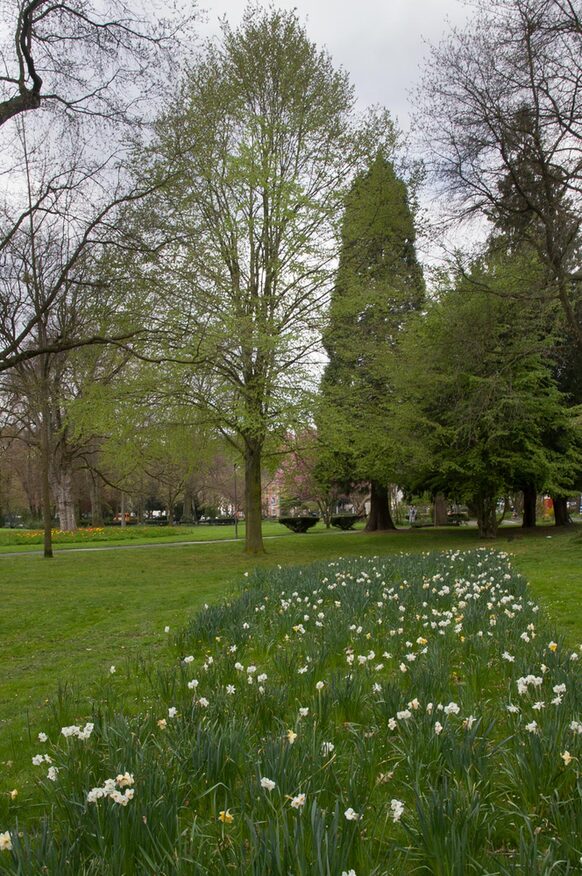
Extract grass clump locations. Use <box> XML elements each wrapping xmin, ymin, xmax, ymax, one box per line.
<box><xmin>1</xmin><ymin>548</ymin><xmax>582</xmax><ymax>873</ymax></box>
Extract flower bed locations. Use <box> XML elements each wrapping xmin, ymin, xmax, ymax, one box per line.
<box><xmin>0</xmin><ymin>525</ymin><xmax>200</xmax><ymax>546</ymax></box>
<box><xmin>2</xmin><ymin>549</ymin><xmax>581</xmax><ymax>873</ymax></box>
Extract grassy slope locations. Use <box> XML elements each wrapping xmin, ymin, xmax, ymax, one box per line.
<box><xmin>0</xmin><ymin>524</ymin><xmax>580</xmax><ymax>790</ymax></box>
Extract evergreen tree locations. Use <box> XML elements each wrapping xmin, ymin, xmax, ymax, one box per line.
<box><xmin>318</xmin><ymin>154</ymin><xmax>424</xmax><ymax>530</ymax></box>
<box><xmin>486</xmin><ymin>114</ymin><xmax>582</xmax><ymax>527</ymax></box>
<box><xmin>395</xmin><ymin>253</ymin><xmax>582</xmax><ymax>538</ymax></box>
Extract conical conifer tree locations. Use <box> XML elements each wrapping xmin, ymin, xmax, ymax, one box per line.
<box><xmin>319</xmin><ymin>154</ymin><xmax>424</xmax><ymax>530</ymax></box>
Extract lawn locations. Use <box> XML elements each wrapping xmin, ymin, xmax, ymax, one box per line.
<box><xmin>1</xmin><ymin>542</ymin><xmax>581</xmax><ymax>873</ymax></box>
<box><xmin>0</xmin><ymin>520</ymin><xmax>295</xmax><ymax>553</ymax></box>
<box><xmin>0</xmin><ymin>525</ymin><xmax>580</xmax><ymax>816</ymax></box>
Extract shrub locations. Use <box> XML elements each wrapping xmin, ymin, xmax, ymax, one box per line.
<box><xmin>278</xmin><ymin>516</ymin><xmax>319</xmax><ymax>533</ymax></box>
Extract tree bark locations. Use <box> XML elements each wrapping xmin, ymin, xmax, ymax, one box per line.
<box><xmin>522</xmin><ymin>484</ymin><xmax>537</xmax><ymax>528</ymax></box>
<box><xmin>476</xmin><ymin>494</ymin><xmax>497</xmax><ymax>538</ymax></box>
<box><xmin>433</xmin><ymin>492</ymin><xmax>448</xmax><ymax>526</ymax></box>
<box><xmin>552</xmin><ymin>495</ymin><xmax>572</xmax><ymax>527</ymax></box>
<box><xmin>39</xmin><ymin>407</ymin><xmax>53</xmax><ymax>557</ymax></box>
<box><xmin>89</xmin><ymin>473</ymin><xmax>103</xmax><ymax>526</ymax></box>
<box><xmin>244</xmin><ymin>438</ymin><xmax>265</xmax><ymax>554</ymax></box>
<box><xmin>38</xmin><ymin>356</ymin><xmax>53</xmax><ymax>557</ymax></box>
<box><xmin>51</xmin><ymin>464</ymin><xmax>76</xmax><ymax>531</ymax></box>
<box><xmin>181</xmin><ymin>478</ymin><xmax>194</xmax><ymax>524</ymax></box>
<box><xmin>365</xmin><ymin>481</ymin><xmax>396</xmax><ymax>531</ymax></box>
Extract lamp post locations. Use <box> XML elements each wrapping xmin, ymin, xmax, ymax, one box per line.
<box><xmin>233</xmin><ymin>463</ymin><xmax>239</xmax><ymax>540</ymax></box>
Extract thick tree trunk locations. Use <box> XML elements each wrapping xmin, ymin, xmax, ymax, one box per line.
<box><xmin>120</xmin><ymin>491</ymin><xmax>126</xmax><ymax>527</ymax></box>
<box><xmin>522</xmin><ymin>484</ymin><xmax>537</xmax><ymax>528</ymax></box>
<box><xmin>365</xmin><ymin>481</ymin><xmax>396</xmax><ymax>531</ymax></box>
<box><xmin>51</xmin><ymin>465</ymin><xmax>76</xmax><ymax>531</ymax></box>
<box><xmin>244</xmin><ymin>438</ymin><xmax>265</xmax><ymax>554</ymax></box>
<box><xmin>476</xmin><ymin>494</ymin><xmax>497</xmax><ymax>538</ymax></box>
<box><xmin>433</xmin><ymin>492</ymin><xmax>448</xmax><ymax>526</ymax></box>
<box><xmin>181</xmin><ymin>478</ymin><xmax>194</xmax><ymax>524</ymax></box>
<box><xmin>552</xmin><ymin>495</ymin><xmax>572</xmax><ymax>527</ymax></box>
<box><xmin>318</xmin><ymin>498</ymin><xmax>333</xmax><ymax>528</ymax></box>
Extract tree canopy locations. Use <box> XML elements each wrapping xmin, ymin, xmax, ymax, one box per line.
<box><xmin>318</xmin><ymin>153</ymin><xmax>424</xmax><ymax>530</ymax></box>
<box><xmin>140</xmin><ymin>8</ymin><xmax>396</xmax><ymax>553</ymax></box>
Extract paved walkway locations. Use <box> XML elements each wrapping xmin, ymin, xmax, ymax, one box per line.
<box><xmin>0</xmin><ymin>530</ymin><xmax>357</xmax><ymax>558</ymax></box>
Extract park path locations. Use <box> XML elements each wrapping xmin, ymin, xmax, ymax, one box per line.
<box><xmin>0</xmin><ymin>529</ymin><xmax>358</xmax><ymax>558</ymax></box>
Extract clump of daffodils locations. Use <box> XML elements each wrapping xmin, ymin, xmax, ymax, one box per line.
<box><xmin>87</xmin><ymin>774</ymin><xmax>135</xmax><ymax>806</ymax></box>
<box><xmin>61</xmin><ymin>723</ymin><xmax>94</xmax><ymax>741</ymax></box>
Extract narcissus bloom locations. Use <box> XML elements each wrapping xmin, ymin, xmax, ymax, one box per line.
<box><xmin>290</xmin><ymin>793</ymin><xmax>306</xmax><ymax>809</ymax></box>
<box><xmin>218</xmin><ymin>809</ymin><xmax>233</xmax><ymax>823</ymax></box>
<box><xmin>390</xmin><ymin>799</ymin><xmax>404</xmax><ymax>822</ymax></box>
<box><xmin>260</xmin><ymin>777</ymin><xmax>276</xmax><ymax>791</ymax></box>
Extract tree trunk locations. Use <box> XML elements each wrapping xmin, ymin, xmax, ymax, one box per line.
<box><xmin>167</xmin><ymin>487</ymin><xmax>177</xmax><ymax>525</ymax></box>
<box><xmin>120</xmin><ymin>491</ymin><xmax>126</xmax><ymax>527</ymax></box>
<box><xmin>39</xmin><ymin>434</ymin><xmax>53</xmax><ymax>556</ymax></box>
<box><xmin>181</xmin><ymin>478</ymin><xmax>194</xmax><ymax>524</ymax></box>
<box><xmin>476</xmin><ymin>494</ymin><xmax>497</xmax><ymax>538</ymax></box>
<box><xmin>38</xmin><ymin>356</ymin><xmax>54</xmax><ymax>557</ymax></box>
<box><xmin>433</xmin><ymin>492</ymin><xmax>448</xmax><ymax>526</ymax></box>
<box><xmin>89</xmin><ymin>473</ymin><xmax>103</xmax><ymax>526</ymax></box>
<box><xmin>51</xmin><ymin>464</ymin><xmax>76</xmax><ymax>531</ymax></box>
<box><xmin>365</xmin><ymin>481</ymin><xmax>396</xmax><ymax>531</ymax></box>
<box><xmin>522</xmin><ymin>484</ymin><xmax>537</xmax><ymax>528</ymax></box>
<box><xmin>318</xmin><ymin>498</ymin><xmax>333</xmax><ymax>528</ymax></box>
<box><xmin>244</xmin><ymin>438</ymin><xmax>265</xmax><ymax>554</ymax></box>
<box><xmin>552</xmin><ymin>495</ymin><xmax>572</xmax><ymax>527</ymax></box>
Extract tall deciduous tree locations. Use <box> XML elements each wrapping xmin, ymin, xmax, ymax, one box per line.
<box><xmin>318</xmin><ymin>154</ymin><xmax>424</xmax><ymax>531</ymax></box>
<box><xmin>417</xmin><ymin>0</ymin><xmax>582</xmax><ymax>345</ymax></box>
<box><xmin>144</xmin><ymin>7</ymin><xmax>394</xmax><ymax>554</ymax></box>
<box><xmin>0</xmin><ymin>2</ymin><xmax>195</xmax><ymax>373</ymax></box>
<box><xmin>0</xmin><ymin>0</ymin><xmax>195</xmax><ymax>127</ymax></box>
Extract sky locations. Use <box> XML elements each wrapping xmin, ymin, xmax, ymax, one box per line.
<box><xmin>197</xmin><ymin>0</ymin><xmax>473</xmax><ymax>131</ymax></box>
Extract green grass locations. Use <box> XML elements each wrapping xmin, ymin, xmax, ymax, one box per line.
<box><xmin>0</xmin><ymin>520</ymin><xmax>295</xmax><ymax>552</ymax></box>
<box><xmin>0</xmin><ymin>524</ymin><xmax>580</xmax><ymax>800</ymax></box>
<box><xmin>2</xmin><ymin>545</ymin><xmax>582</xmax><ymax>872</ymax></box>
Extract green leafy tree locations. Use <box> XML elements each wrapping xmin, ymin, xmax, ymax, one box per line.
<box><xmin>417</xmin><ymin>0</ymin><xmax>582</xmax><ymax>345</ymax></box>
<box><xmin>396</xmin><ymin>253</ymin><xmax>581</xmax><ymax>537</ymax></box>
<box><xmin>141</xmin><ymin>7</ymin><xmax>395</xmax><ymax>553</ymax></box>
<box><xmin>318</xmin><ymin>153</ymin><xmax>424</xmax><ymax>530</ymax></box>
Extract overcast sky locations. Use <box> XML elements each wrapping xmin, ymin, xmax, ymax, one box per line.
<box><xmin>198</xmin><ymin>0</ymin><xmax>473</xmax><ymax>130</ymax></box>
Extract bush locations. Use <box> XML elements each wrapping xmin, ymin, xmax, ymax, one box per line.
<box><xmin>278</xmin><ymin>516</ymin><xmax>319</xmax><ymax>533</ymax></box>
<box><xmin>330</xmin><ymin>515</ymin><xmax>361</xmax><ymax>531</ymax></box>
